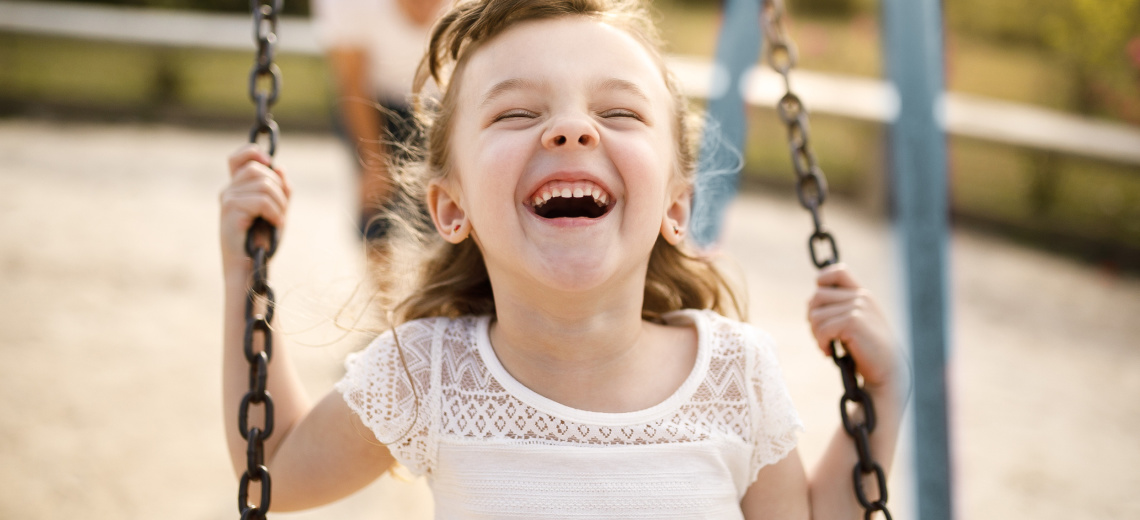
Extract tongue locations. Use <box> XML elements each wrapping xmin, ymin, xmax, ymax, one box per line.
<box><xmin>535</xmin><ymin>197</ymin><xmax>606</xmax><ymax>219</ymax></box>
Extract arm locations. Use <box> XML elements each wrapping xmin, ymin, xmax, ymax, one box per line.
<box><xmin>741</xmin><ymin>264</ymin><xmax>909</xmax><ymax>520</ymax></box>
<box><xmin>220</xmin><ymin>145</ymin><xmax>394</xmax><ymax>511</ymax></box>
<box><xmin>741</xmin><ymin>448</ymin><xmax>811</xmax><ymax>519</ymax></box>
<box><xmin>805</xmin><ymin>380</ymin><xmax>906</xmax><ymax>518</ymax></box>
<box><xmin>804</xmin><ymin>264</ymin><xmax>909</xmax><ymax>518</ymax></box>
<box><xmin>325</xmin><ymin>47</ymin><xmax>392</xmax><ymax>209</ymax></box>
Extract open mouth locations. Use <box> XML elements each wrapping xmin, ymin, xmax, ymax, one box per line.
<box><xmin>529</xmin><ymin>181</ymin><xmax>612</xmax><ymax>220</ymax></box>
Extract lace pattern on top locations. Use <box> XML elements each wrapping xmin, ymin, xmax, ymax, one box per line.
<box><xmin>337</xmin><ymin>310</ymin><xmax>802</xmax><ymax>480</ymax></box>
<box><xmin>743</xmin><ymin>325</ymin><xmax>804</xmax><ymax>477</ymax></box>
<box><xmin>336</xmin><ymin>318</ymin><xmax>444</xmax><ymax>475</ymax></box>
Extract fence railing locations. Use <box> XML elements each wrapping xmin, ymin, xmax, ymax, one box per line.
<box><xmin>3</xmin><ymin>0</ymin><xmax>1139</xmax><ymax>166</ymax></box>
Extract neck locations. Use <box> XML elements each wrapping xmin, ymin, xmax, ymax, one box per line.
<box><xmin>483</xmin><ymin>266</ymin><xmax>700</xmax><ymax>413</ymax></box>
<box><xmin>489</xmin><ymin>292</ymin><xmax>652</xmax><ymax>412</ymax></box>
<box><xmin>490</xmin><ymin>280</ymin><xmax>646</xmax><ymax>369</ymax></box>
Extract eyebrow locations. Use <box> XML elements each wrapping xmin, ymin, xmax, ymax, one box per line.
<box><xmin>478</xmin><ymin>77</ymin><xmax>651</xmax><ymax>107</ymax></box>
<box><xmin>479</xmin><ymin>78</ymin><xmax>543</xmax><ymax>108</ymax></box>
<box><xmin>590</xmin><ymin>78</ymin><xmax>651</xmax><ymax>103</ymax></box>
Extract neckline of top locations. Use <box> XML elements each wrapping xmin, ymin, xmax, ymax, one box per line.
<box><xmin>472</xmin><ymin>309</ymin><xmax>712</xmax><ymax>426</ymax></box>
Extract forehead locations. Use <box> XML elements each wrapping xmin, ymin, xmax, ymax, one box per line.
<box><xmin>458</xmin><ymin>16</ymin><xmax>672</xmax><ymax>107</ymax></box>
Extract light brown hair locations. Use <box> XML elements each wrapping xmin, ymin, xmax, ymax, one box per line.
<box><xmin>373</xmin><ymin>0</ymin><xmax>744</xmax><ymax>325</ymax></box>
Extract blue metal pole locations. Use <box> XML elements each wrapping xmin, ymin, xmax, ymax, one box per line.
<box><xmin>882</xmin><ymin>0</ymin><xmax>954</xmax><ymax>518</ymax></box>
<box><xmin>692</xmin><ymin>0</ymin><xmax>762</xmax><ymax>248</ymax></box>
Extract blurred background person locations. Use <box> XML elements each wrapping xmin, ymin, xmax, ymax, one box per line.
<box><xmin>311</xmin><ymin>0</ymin><xmax>447</xmax><ymax>240</ymax></box>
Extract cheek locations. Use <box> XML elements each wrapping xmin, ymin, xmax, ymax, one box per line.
<box><xmin>477</xmin><ymin>133</ymin><xmax>529</xmax><ymax>172</ymax></box>
<box><xmin>612</xmin><ymin>129</ymin><xmax>675</xmax><ymax>197</ymax></box>
<box><xmin>456</xmin><ymin>134</ymin><xmax>530</xmax><ymax>221</ymax></box>
<box><xmin>449</xmin><ymin>116</ymin><xmax>523</xmax><ymax>208</ymax></box>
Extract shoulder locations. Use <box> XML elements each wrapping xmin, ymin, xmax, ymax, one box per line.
<box><xmin>685</xmin><ymin>315</ymin><xmax>804</xmax><ymax>479</ymax></box>
<box><xmin>384</xmin><ymin>316</ymin><xmax>451</xmax><ymax>347</ymax></box>
<box><xmin>336</xmin><ymin>315</ymin><xmax>476</xmax><ymax>475</ymax></box>
<box><xmin>343</xmin><ymin>315</ymin><xmax>480</xmax><ymax>378</ymax></box>
<box><xmin>371</xmin><ymin>315</ymin><xmax>477</xmax><ymax>349</ymax></box>
<box><xmin>675</xmin><ymin>310</ymin><xmax>789</xmax><ymax>405</ymax></box>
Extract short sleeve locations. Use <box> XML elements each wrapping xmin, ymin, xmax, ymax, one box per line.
<box><xmin>335</xmin><ymin>318</ymin><xmax>439</xmax><ymax>475</ymax></box>
<box><xmin>743</xmin><ymin>325</ymin><xmax>804</xmax><ymax>481</ymax></box>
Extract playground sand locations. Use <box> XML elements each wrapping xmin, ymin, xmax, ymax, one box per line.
<box><xmin>0</xmin><ymin>119</ymin><xmax>1137</xmax><ymax>519</ymax></box>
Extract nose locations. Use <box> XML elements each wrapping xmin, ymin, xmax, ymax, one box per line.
<box><xmin>542</xmin><ymin>113</ymin><xmax>599</xmax><ymax>150</ymax></box>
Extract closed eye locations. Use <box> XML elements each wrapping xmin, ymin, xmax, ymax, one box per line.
<box><xmin>599</xmin><ymin>108</ymin><xmax>642</xmax><ymax>120</ymax></box>
<box><xmin>493</xmin><ymin>109</ymin><xmax>538</xmax><ymax>122</ymax></box>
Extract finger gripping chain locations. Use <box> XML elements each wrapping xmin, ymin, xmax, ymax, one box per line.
<box><xmin>762</xmin><ymin>0</ymin><xmax>892</xmax><ymax>516</ymax></box>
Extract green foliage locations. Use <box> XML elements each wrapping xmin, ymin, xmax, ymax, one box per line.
<box><xmin>946</xmin><ymin>0</ymin><xmax>1055</xmax><ymax>46</ymax></box>
<box><xmin>948</xmin><ymin>0</ymin><xmax>1140</xmax><ymax>67</ymax></box>
<box><xmin>1042</xmin><ymin>0</ymin><xmax>1140</xmax><ymax>72</ymax></box>
<box><xmin>1040</xmin><ymin>0</ymin><xmax>1140</xmax><ymax>115</ymax></box>
<box><xmin>786</xmin><ymin>0</ymin><xmax>862</xmax><ymax>18</ymax></box>
<box><xmin>949</xmin><ymin>0</ymin><xmax>1140</xmax><ymax>116</ymax></box>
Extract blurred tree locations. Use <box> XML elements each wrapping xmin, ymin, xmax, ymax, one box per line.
<box><xmin>1042</xmin><ymin>0</ymin><xmax>1140</xmax><ymax>113</ymax></box>
<box><xmin>946</xmin><ymin>0</ymin><xmax>1052</xmax><ymax>46</ymax></box>
<box><xmin>948</xmin><ymin>0</ymin><xmax>1140</xmax><ymax>117</ymax></box>
<box><xmin>787</xmin><ymin>0</ymin><xmax>861</xmax><ymax>17</ymax></box>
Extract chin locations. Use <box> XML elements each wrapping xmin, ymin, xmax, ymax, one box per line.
<box><xmin>532</xmin><ymin>247</ymin><xmax>643</xmax><ymax>294</ymax></box>
<box><xmin>539</xmin><ymin>260</ymin><xmax>612</xmax><ymax>292</ymax></box>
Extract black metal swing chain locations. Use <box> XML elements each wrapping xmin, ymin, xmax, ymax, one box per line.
<box><xmin>760</xmin><ymin>1</ymin><xmax>892</xmax><ymax>518</ymax></box>
<box><xmin>238</xmin><ymin>0</ymin><xmax>282</xmax><ymax>518</ymax></box>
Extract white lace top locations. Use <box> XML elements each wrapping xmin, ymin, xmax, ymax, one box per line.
<box><xmin>336</xmin><ymin>309</ymin><xmax>802</xmax><ymax>519</ymax></box>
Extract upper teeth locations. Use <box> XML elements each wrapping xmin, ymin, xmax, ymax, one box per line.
<box><xmin>532</xmin><ymin>181</ymin><xmax>608</xmax><ymax>208</ymax></box>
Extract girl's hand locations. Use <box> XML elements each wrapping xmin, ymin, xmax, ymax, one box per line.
<box><xmin>219</xmin><ymin>144</ymin><xmax>292</xmax><ymax>274</ymax></box>
<box><xmin>807</xmin><ymin>264</ymin><xmax>902</xmax><ymax>390</ymax></box>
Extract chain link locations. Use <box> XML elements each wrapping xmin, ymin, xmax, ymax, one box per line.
<box><xmin>249</xmin><ymin>0</ymin><xmax>282</xmax><ymax>157</ymax></box>
<box><xmin>761</xmin><ymin>1</ymin><xmax>892</xmax><ymax>518</ymax></box>
<box><xmin>238</xmin><ymin>0</ymin><xmax>282</xmax><ymax>518</ymax></box>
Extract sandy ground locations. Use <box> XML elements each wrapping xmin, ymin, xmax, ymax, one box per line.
<box><xmin>0</xmin><ymin>119</ymin><xmax>1137</xmax><ymax>519</ymax></box>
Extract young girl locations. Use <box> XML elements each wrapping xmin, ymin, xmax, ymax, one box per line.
<box><xmin>219</xmin><ymin>0</ymin><xmax>908</xmax><ymax>517</ymax></box>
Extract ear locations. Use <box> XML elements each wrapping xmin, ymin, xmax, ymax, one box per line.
<box><xmin>660</xmin><ymin>187</ymin><xmax>691</xmax><ymax>246</ymax></box>
<box><xmin>427</xmin><ymin>178</ymin><xmax>470</xmax><ymax>243</ymax></box>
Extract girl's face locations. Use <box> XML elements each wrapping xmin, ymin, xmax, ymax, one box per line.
<box><xmin>431</xmin><ymin>16</ymin><xmax>687</xmax><ymax>296</ymax></box>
